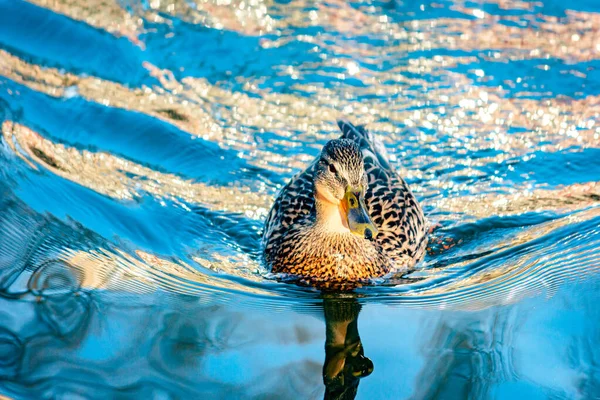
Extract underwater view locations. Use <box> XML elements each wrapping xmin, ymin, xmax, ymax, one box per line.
<box><xmin>1</xmin><ymin>0</ymin><xmax>599</xmax><ymax>398</ymax></box>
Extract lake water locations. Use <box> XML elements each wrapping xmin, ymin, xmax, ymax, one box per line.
<box><xmin>0</xmin><ymin>0</ymin><xmax>599</xmax><ymax>398</ymax></box>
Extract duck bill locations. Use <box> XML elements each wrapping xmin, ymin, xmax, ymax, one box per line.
<box><xmin>342</xmin><ymin>188</ymin><xmax>378</xmax><ymax>239</ymax></box>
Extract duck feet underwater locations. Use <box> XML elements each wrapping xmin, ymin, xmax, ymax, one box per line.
<box><xmin>262</xmin><ymin>120</ymin><xmax>429</xmax><ymax>289</ymax></box>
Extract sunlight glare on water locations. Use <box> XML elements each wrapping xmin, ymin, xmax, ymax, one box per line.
<box><xmin>0</xmin><ymin>0</ymin><xmax>599</xmax><ymax>398</ymax></box>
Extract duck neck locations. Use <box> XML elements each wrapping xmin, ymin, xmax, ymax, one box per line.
<box><xmin>314</xmin><ymin>190</ymin><xmax>351</xmax><ymax>234</ymax></box>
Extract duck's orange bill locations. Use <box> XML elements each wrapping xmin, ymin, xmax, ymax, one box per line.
<box><xmin>341</xmin><ymin>187</ymin><xmax>378</xmax><ymax>240</ymax></box>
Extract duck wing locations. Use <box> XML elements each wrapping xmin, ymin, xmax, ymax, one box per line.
<box><xmin>261</xmin><ymin>161</ymin><xmax>316</xmax><ymax>256</ymax></box>
<box><xmin>337</xmin><ymin>120</ymin><xmax>428</xmax><ymax>263</ymax></box>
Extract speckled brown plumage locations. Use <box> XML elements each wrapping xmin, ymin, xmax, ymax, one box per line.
<box><xmin>262</xmin><ymin>120</ymin><xmax>428</xmax><ymax>286</ymax></box>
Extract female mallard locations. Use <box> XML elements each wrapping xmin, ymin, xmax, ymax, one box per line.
<box><xmin>262</xmin><ymin>120</ymin><xmax>428</xmax><ymax>285</ymax></box>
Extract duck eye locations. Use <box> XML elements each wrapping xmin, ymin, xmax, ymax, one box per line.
<box><xmin>328</xmin><ymin>164</ymin><xmax>337</xmax><ymax>174</ymax></box>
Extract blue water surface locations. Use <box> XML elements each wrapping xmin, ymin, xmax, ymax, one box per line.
<box><xmin>0</xmin><ymin>0</ymin><xmax>599</xmax><ymax>398</ymax></box>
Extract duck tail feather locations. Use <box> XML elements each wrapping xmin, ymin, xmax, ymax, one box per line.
<box><xmin>337</xmin><ymin>119</ymin><xmax>392</xmax><ymax>169</ymax></box>
<box><xmin>337</xmin><ymin>119</ymin><xmax>368</xmax><ymax>142</ymax></box>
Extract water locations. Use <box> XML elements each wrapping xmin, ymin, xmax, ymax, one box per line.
<box><xmin>0</xmin><ymin>0</ymin><xmax>599</xmax><ymax>398</ymax></box>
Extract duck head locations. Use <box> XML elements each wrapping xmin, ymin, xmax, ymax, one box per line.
<box><xmin>313</xmin><ymin>139</ymin><xmax>378</xmax><ymax>240</ymax></box>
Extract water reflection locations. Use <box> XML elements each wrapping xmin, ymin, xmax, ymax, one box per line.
<box><xmin>322</xmin><ymin>297</ymin><xmax>373</xmax><ymax>400</ymax></box>
<box><xmin>411</xmin><ymin>314</ymin><xmax>513</xmax><ymax>399</ymax></box>
<box><xmin>0</xmin><ymin>327</ymin><xmax>22</xmax><ymax>380</ymax></box>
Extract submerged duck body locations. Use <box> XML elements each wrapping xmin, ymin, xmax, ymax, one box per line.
<box><xmin>262</xmin><ymin>120</ymin><xmax>428</xmax><ymax>286</ymax></box>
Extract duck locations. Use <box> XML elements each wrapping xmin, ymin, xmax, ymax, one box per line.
<box><xmin>262</xmin><ymin>120</ymin><xmax>428</xmax><ymax>286</ymax></box>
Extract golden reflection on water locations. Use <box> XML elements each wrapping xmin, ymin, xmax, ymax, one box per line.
<box><xmin>2</xmin><ymin>120</ymin><xmax>270</xmax><ymax>216</ymax></box>
<box><xmin>2</xmin><ymin>46</ymin><xmax>599</xmax><ymax>180</ymax></box>
<box><xmin>28</xmin><ymin>0</ymin><xmax>145</xmax><ymax>43</ymax></box>
<box><xmin>2</xmin><ymin>47</ymin><xmax>598</xmax><ymax>219</ymax></box>
<box><xmin>99</xmin><ymin>0</ymin><xmax>600</xmax><ymax>64</ymax></box>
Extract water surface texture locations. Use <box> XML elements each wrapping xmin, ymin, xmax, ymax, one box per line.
<box><xmin>1</xmin><ymin>0</ymin><xmax>600</xmax><ymax>398</ymax></box>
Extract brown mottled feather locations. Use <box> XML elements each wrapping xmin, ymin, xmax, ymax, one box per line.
<box><xmin>262</xmin><ymin>120</ymin><xmax>428</xmax><ymax>285</ymax></box>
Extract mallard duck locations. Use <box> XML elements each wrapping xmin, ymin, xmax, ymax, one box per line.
<box><xmin>262</xmin><ymin>120</ymin><xmax>428</xmax><ymax>285</ymax></box>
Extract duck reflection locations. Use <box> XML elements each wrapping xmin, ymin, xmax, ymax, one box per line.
<box><xmin>322</xmin><ymin>297</ymin><xmax>373</xmax><ymax>400</ymax></box>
